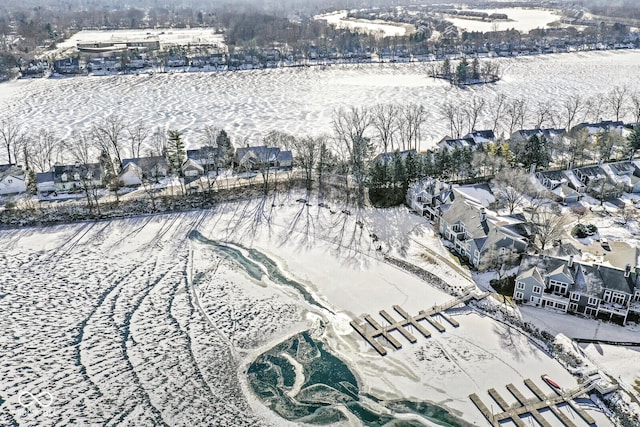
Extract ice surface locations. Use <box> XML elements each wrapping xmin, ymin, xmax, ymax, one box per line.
<box><xmin>0</xmin><ymin>194</ymin><xmax>617</xmax><ymax>425</ymax></box>
<box><xmin>2</xmin><ymin>51</ymin><xmax>640</xmax><ymax>150</ymax></box>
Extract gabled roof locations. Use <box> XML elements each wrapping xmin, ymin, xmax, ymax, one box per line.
<box><xmin>236</xmin><ymin>146</ymin><xmax>280</xmax><ymax>164</ymax></box>
<box><xmin>36</xmin><ymin>171</ymin><xmax>54</xmax><ymax>184</ymax></box>
<box><xmin>463</xmin><ymin>130</ymin><xmax>495</xmax><ymax>144</ymax></box>
<box><xmin>277</xmin><ymin>150</ymin><xmax>293</xmax><ymax>162</ymax></box>
<box><xmin>0</xmin><ymin>166</ymin><xmax>25</xmax><ymax>181</ymax></box>
<box><xmin>51</xmin><ymin>163</ymin><xmax>102</xmax><ymax>183</ymax></box>
<box><xmin>517</xmin><ymin>266</ymin><xmax>545</xmax><ymax>286</ymax></box>
<box><xmin>186</xmin><ymin>146</ymin><xmax>217</xmax><ymax>161</ymax></box>
<box><xmin>121</xmin><ymin>157</ymin><xmax>168</xmax><ymax>174</ymax></box>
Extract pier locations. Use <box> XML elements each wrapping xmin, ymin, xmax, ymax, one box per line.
<box><xmin>350</xmin><ymin>293</ymin><xmax>476</xmax><ymax>356</ymax></box>
<box><xmin>469</xmin><ymin>377</ymin><xmax>597</xmax><ymax>426</ymax></box>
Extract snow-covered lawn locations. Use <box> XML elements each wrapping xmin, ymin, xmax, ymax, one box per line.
<box><xmin>445</xmin><ymin>8</ymin><xmax>562</xmax><ymax>33</ymax></box>
<box><xmin>0</xmin><ymin>193</ymin><xmax>616</xmax><ymax>425</ymax></box>
<box><xmin>315</xmin><ymin>11</ymin><xmax>411</xmax><ymax>37</ymax></box>
<box><xmin>2</xmin><ymin>50</ymin><xmax>640</xmax><ymax>148</ymax></box>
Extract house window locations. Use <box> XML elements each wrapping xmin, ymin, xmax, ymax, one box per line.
<box><xmin>6</xmin><ymin>178</ymin><xmax>12</xmax><ymax>184</ymax></box>
<box><xmin>514</xmin><ymin>291</ymin><xmax>524</xmax><ymax>300</ymax></box>
<box><xmin>610</xmin><ymin>293</ymin><xmax>627</xmax><ymax>305</ymax></box>
<box><xmin>61</xmin><ymin>173</ymin><xmax>68</xmax><ymax>182</ymax></box>
<box><xmin>533</xmin><ymin>286</ymin><xmax>541</xmax><ymax>294</ymax></box>
<box><xmin>588</xmin><ymin>296</ymin><xmax>598</xmax><ymax>306</ymax></box>
<box><xmin>569</xmin><ymin>303</ymin><xmax>578</xmax><ymax>312</ymax></box>
<box><xmin>570</xmin><ymin>293</ymin><xmax>580</xmax><ymax>301</ymax></box>
<box><xmin>516</xmin><ymin>282</ymin><xmax>525</xmax><ymax>290</ymax></box>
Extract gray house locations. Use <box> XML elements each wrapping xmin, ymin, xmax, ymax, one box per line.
<box><xmin>439</xmin><ymin>195</ymin><xmax>529</xmax><ymax>270</ymax></box>
<box><xmin>514</xmin><ymin>254</ymin><xmax>640</xmax><ymax>325</ymax></box>
<box><xmin>535</xmin><ymin>169</ymin><xmax>584</xmax><ymax>203</ymax></box>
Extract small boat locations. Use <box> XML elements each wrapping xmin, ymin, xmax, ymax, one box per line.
<box><xmin>542</xmin><ymin>374</ymin><xmax>562</xmax><ymax>391</ymax></box>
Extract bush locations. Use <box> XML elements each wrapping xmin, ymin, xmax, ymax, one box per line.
<box><xmin>572</xmin><ymin>223</ymin><xmax>598</xmax><ymax>238</ymax></box>
<box><xmin>490</xmin><ymin>274</ymin><xmax>516</xmax><ymax>296</ymax></box>
<box><xmin>368</xmin><ymin>187</ymin><xmax>406</xmax><ymax>208</ymax></box>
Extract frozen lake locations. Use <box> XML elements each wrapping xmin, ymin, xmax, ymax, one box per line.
<box><xmin>1</xmin><ymin>50</ymin><xmax>640</xmax><ymax>153</ymax></box>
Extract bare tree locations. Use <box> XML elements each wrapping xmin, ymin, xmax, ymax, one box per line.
<box><xmin>64</xmin><ymin>131</ymin><xmax>101</xmax><ymax>215</ymax></box>
<box><xmin>92</xmin><ymin>115</ymin><xmax>127</xmax><ymax>172</ymax></box>
<box><xmin>489</xmin><ymin>94</ymin><xmax>507</xmax><ymax>136</ymax></box>
<box><xmin>292</xmin><ymin>135</ymin><xmax>322</xmax><ymax>191</ymax></box>
<box><xmin>630</xmin><ymin>91</ymin><xmax>640</xmax><ymax>124</ymax></box>
<box><xmin>505</xmin><ymin>98</ymin><xmax>528</xmax><ymax>136</ymax></box>
<box><xmin>582</xmin><ymin>94</ymin><xmax>606</xmax><ymax>124</ymax></box>
<box><xmin>372</xmin><ymin>104</ymin><xmax>398</xmax><ymax>152</ymax></box>
<box><xmin>563</xmin><ymin>94</ymin><xmax>583</xmax><ymax>131</ymax></box>
<box><xmin>530</xmin><ymin>206</ymin><xmax>567</xmax><ymax>252</ymax></box>
<box><xmin>607</xmin><ymin>85</ymin><xmax>628</xmax><ymax>122</ymax></box>
<box><xmin>332</xmin><ymin>106</ymin><xmax>373</xmax><ymax>205</ymax></box>
<box><xmin>399</xmin><ymin>103</ymin><xmax>427</xmax><ymax>151</ymax></box>
<box><xmin>465</xmin><ymin>97</ymin><xmax>486</xmax><ymax>134</ymax></box>
<box><xmin>127</xmin><ymin>122</ymin><xmax>150</xmax><ymax>159</ymax></box>
<box><xmin>533</xmin><ymin>100</ymin><xmax>556</xmax><ymax>129</ymax></box>
<box><xmin>26</xmin><ymin>129</ymin><xmax>59</xmax><ymax>172</ymax></box>
<box><xmin>439</xmin><ymin>101</ymin><xmax>465</xmax><ymax>139</ymax></box>
<box><xmin>148</xmin><ymin>126</ymin><xmax>168</xmax><ymax>157</ymax></box>
<box><xmin>0</xmin><ymin>119</ymin><xmax>25</xmax><ymax>165</ymax></box>
<box><xmin>492</xmin><ymin>168</ymin><xmax>532</xmax><ymax>214</ymax></box>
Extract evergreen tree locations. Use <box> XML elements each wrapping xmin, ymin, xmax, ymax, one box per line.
<box><xmin>167</xmin><ymin>130</ymin><xmax>185</xmax><ymax>176</ymax></box>
<box><xmin>405</xmin><ymin>151</ymin><xmax>421</xmax><ymax>182</ymax></box>
<box><xmin>456</xmin><ymin>57</ymin><xmax>468</xmax><ymax>84</ymax></box>
<box><xmin>216</xmin><ymin>129</ymin><xmax>234</xmax><ymax>169</ymax></box>
<box><xmin>521</xmin><ymin>134</ymin><xmax>550</xmax><ymax>170</ymax></box>
<box><xmin>390</xmin><ymin>150</ymin><xmax>406</xmax><ymax>186</ymax></box>
<box><xmin>26</xmin><ymin>169</ymin><xmax>37</xmax><ymax>195</ymax></box>
<box><xmin>368</xmin><ymin>159</ymin><xmax>390</xmax><ymax>188</ymax></box>
<box><xmin>471</xmin><ymin>58</ymin><xmax>480</xmax><ymax>80</ymax></box>
<box><xmin>628</xmin><ymin>124</ymin><xmax>640</xmax><ymax>154</ymax></box>
<box><xmin>441</xmin><ymin>58</ymin><xmax>451</xmax><ymax>80</ymax></box>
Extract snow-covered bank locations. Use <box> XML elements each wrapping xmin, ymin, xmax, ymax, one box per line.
<box><xmin>1</xmin><ymin>50</ymin><xmax>640</xmax><ymax>147</ymax></box>
<box><xmin>0</xmin><ymin>194</ymin><xmax>617</xmax><ymax>425</ymax></box>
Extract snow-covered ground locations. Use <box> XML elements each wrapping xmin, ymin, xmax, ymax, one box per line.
<box><xmin>0</xmin><ymin>193</ymin><xmax>615</xmax><ymax>426</ymax></box>
<box><xmin>2</xmin><ymin>50</ymin><xmax>640</xmax><ymax>149</ymax></box>
<box><xmin>315</xmin><ymin>11</ymin><xmax>410</xmax><ymax>37</ymax></box>
<box><xmin>445</xmin><ymin>8</ymin><xmax>562</xmax><ymax>33</ymax></box>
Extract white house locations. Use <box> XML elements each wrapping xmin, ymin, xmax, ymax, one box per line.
<box><xmin>0</xmin><ymin>165</ymin><xmax>27</xmax><ymax>195</ymax></box>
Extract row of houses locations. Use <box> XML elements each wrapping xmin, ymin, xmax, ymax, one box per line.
<box><xmin>22</xmin><ymin>145</ymin><xmax>292</xmax><ymax>197</ymax></box>
<box><xmin>407</xmin><ymin>178</ymin><xmax>530</xmax><ymax>270</ymax></box>
<box><xmin>514</xmin><ymin>254</ymin><xmax>640</xmax><ymax>325</ymax></box>
<box><xmin>407</xmin><ymin>176</ymin><xmax>640</xmax><ymax>325</ymax></box>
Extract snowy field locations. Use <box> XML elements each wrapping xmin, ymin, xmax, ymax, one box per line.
<box><xmin>315</xmin><ymin>11</ymin><xmax>410</xmax><ymax>37</ymax></box>
<box><xmin>0</xmin><ymin>194</ymin><xmax>614</xmax><ymax>426</ymax></box>
<box><xmin>2</xmin><ymin>50</ymin><xmax>640</xmax><ymax>150</ymax></box>
<box><xmin>445</xmin><ymin>8</ymin><xmax>561</xmax><ymax>33</ymax></box>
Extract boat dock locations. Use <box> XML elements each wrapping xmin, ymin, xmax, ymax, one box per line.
<box><xmin>350</xmin><ymin>293</ymin><xmax>475</xmax><ymax>356</ymax></box>
<box><xmin>469</xmin><ymin>378</ymin><xmax>597</xmax><ymax>426</ymax></box>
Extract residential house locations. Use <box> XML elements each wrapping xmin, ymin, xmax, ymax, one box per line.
<box><xmin>0</xmin><ymin>165</ymin><xmax>27</xmax><ymax>195</ymax></box>
<box><xmin>437</xmin><ymin>136</ymin><xmax>477</xmax><ymax>153</ymax></box>
<box><xmin>570</xmin><ymin>121</ymin><xmax>627</xmax><ymax>136</ymax></box>
<box><xmin>36</xmin><ymin>172</ymin><xmax>56</xmax><ymax>196</ymax></box>
<box><xmin>535</xmin><ymin>169</ymin><xmax>584</xmax><ymax>203</ymax></box>
<box><xmin>514</xmin><ymin>254</ymin><xmax>640</xmax><ymax>325</ymax></box>
<box><xmin>601</xmin><ymin>161</ymin><xmax>640</xmax><ymax>193</ymax></box>
<box><xmin>276</xmin><ymin>150</ymin><xmax>293</xmax><ymax>169</ymax></box>
<box><xmin>181</xmin><ymin>158</ymin><xmax>205</xmax><ymax>178</ymax></box>
<box><xmin>120</xmin><ymin>157</ymin><xmax>168</xmax><ymax>186</ymax></box>
<box><xmin>235</xmin><ymin>146</ymin><xmax>291</xmax><ymax>171</ymax></box>
<box><xmin>439</xmin><ymin>192</ymin><xmax>529</xmax><ymax>270</ymax></box>
<box><xmin>406</xmin><ymin>178</ymin><xmax>454</xmax><ymax>219</ymax></box>
<box><xmin>36</xmin><ymin>164</ymin><xmax>103</xmax><ymax>196</ymax></box>
<box><xmin>187</xmin><ymin>146</ymin><xmax>218</xmax><ymax>170</ymax></box>
<box><xmin>510</xmin><ymin>128</ymin><xmax>566</xmax><ymax>145</ymax></box>
<box><xmin>463</xmin><ymin>130</ymin><xmax>496</xmax><ymax>146</ymax></box>
<box><xmin>574</xmin><ymin>165</ymin><xmax>623</xmax><ymax>199</ymax></box>
<box><xmin>54</xmin><ymin>57</ymin><xmax>81</xmax><ymax>74</ymax></box>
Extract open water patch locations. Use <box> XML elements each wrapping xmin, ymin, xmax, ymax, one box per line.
<box><xmin>248</xmin><ymin>331</ymin><xmax>472</xmax><ymax>427</ymax></box>
<box><xmin>188</xmin><ymin>230</ymin><xmax>333</xmax><ymax>313</ymax></box>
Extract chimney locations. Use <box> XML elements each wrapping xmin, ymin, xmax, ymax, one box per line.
<box><xmin>625</xmin><ymin>264</ymin><xmax>632</xmax><ymax>278</ymax></box>
<box><xmin>568</xmin><ymin>255</ymin><xmax>574</xmax><ymax>267</ymax></box>
<box><xmin>480</xmin><ymin>207</ymin><xmax>486</xmax><ymax>222</ymax></box>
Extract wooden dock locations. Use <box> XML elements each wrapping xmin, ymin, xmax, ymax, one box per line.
<box><xmin>470</xmin><ymin>379</ymin><xmax>597</xmax><ymax>427</ymax></box>
<box><xmin>350</xmin><ymin>296</ymin><xmax>473</xmax><ymax>356</ymax></box>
